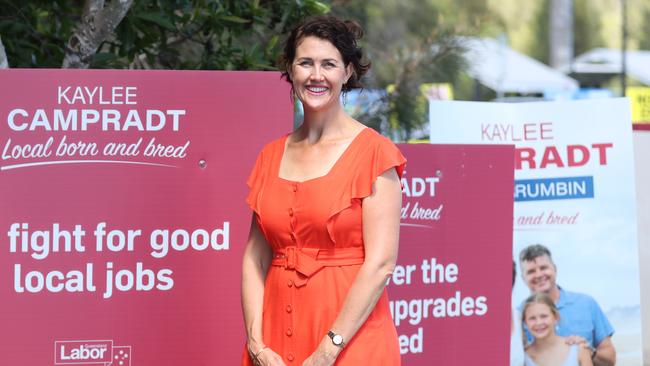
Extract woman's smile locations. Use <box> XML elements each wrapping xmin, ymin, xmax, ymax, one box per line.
<box><xmin>305</xmin><ymin>85</ymin><xmax>329</xmax><ymax>95</ymax></box>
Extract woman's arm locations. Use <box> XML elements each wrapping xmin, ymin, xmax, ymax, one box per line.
<box><xmin>241</xmin><ymin>213</ymin><xmax>286</xmax><ymax>366</ymax></box>
<box><xmin>303</xmin><ymin>168</ymin><xmax>402</xmax><ymax>365</ymax></box>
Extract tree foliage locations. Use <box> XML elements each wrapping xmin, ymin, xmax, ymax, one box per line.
<box><xmin>332</xmin><ymin>0</ymin><xmax>499</xmax><ymax>140</ymax></box>
<box><xmin>0</xmin><ymin>0</ymin><xmax>79</xmax><ymax>68</ymax></box>
<box><xmin>0</xmin><ymin>0</ymin><xmax>329</xmax><ymax>69</ymax></box>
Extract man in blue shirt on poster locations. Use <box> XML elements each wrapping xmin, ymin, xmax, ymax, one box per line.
<box><xmin>519</xmin><ymin>244</ymin><xmax>616</xmax><ymax>366</ymax></box>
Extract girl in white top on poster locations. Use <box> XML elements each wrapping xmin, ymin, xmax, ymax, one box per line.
<box><xmin>522</xmin><ymin>293</ymin><xmax>593</xmax><ymax>366</ymax></box>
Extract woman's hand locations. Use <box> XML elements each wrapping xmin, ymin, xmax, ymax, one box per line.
<box><xmin>247</xmin><ymin>340</ymin><xmax>287</xmax><ymax>366</ymax></box>
<box><xmin>251</xmin><ymin>347</ymin><xmax>287</xmax><ymax>366</ymax></box>
<box><xmin>301</xmin><ymin>337</ymin><xmax>340</xmax><ymax>366</ymax></box>
<box><xmin>301</xmin><ymin>351</ymin><xmax>336</xmax><ymax>366</ymax></box>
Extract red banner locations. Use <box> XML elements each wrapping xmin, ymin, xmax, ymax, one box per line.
<box><xmin>0</xmin><ymin>69</ymin><xmax>291</xmax><ymax>365</ymax></box>
<box><xmin>392</xmin><ymin>144</ymin><xmax>514</xmax><ymax>365</ymax></box>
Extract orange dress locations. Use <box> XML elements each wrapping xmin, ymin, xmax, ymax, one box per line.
<box><xmin>242</xmin><ymin>128</ymin><xmax>406</xmax><ymax>365</ymax></box>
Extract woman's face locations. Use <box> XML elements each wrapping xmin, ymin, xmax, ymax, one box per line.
<box><xmin>290</xmin><ymin>36</ymin><xmax>351</xmax><ymax>113</ymax></box>
<box><xmin>524</xmin><ymin>302</ymin><xmax>558</xmax><ymax>339</ymax></box>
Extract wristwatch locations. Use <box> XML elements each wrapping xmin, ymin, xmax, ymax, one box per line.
<box><xmin>327</xmin><ymin>330</ymin><xmax>345</xmax><ymax>348</ymax></box>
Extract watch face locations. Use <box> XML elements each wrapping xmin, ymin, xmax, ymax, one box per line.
<box><xmin>332</xmin><ymin>334</ymin><xmax>343</xmax><ymax>345</ymax></box>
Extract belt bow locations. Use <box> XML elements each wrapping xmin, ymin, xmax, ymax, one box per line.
<box><xmin>271</xmin><ymin>246</ymin><xmax>365</xmax><ymax>287</ymax></box>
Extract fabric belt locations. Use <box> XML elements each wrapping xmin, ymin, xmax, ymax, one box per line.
<box><xmin>271</xmin><ymin>246</ymin><xmax>365</xmax><ymax>287</ymax></box>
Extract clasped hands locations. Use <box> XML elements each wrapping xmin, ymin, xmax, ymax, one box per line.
<box><xmin>250</xmin><ymin>336</ymin><xmax>340</xmax><ymax>366</ymax></box>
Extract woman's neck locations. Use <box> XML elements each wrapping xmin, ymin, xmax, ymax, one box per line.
<box><xmin>300</xmin><ymin>103</ymin><xmax>353</xmax><ymax>142</ymax></box>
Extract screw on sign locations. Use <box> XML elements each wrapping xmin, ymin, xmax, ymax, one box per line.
<box><xmin>110</xmin><ymin>346</ymin><xmax>131</xmax><ymax>366</ymax></box>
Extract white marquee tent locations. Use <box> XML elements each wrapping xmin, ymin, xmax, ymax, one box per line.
<box><xmin>461</xmin><ymin>37</ymin><xmax>579</xmax><ymax>94</ymax></box>
<box><xmin>569</xmin><ymin>48</ymin><xmax>650</xmax><ymax>86</ymax></box>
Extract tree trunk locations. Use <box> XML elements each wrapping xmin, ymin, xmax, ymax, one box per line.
<box><xmin>0</xmin><ymin>36</ymin><xmax>8</xmax><ymax>69</ymax></box>
<box><xmin>549</xmin><ymin>0</ymin><xmax>574</xmax><ymax>69</ymax></box>
<box><xmin>62</xmin><ymin>0</ymin><xmax>134</xmax><ymax>68</ymax></box>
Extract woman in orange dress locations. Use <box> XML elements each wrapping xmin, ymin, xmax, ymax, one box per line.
<box><xmin>241</xmin><ymin>16</ymin><xmax>405</xmax><ymax>366</ymax></box>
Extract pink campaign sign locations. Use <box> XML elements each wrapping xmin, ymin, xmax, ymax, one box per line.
<box><xmin>391</xmin><ymin>144</ymin><xmax>514</xmax><ymax>365</ymax></box>
<box><xmin>0</xmin><ymin>69</ymin><xmax>291</xmax><ymax>365</ymax></box>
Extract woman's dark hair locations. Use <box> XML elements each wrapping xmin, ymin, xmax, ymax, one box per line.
<box><xmin>280</xmin><ymin>15</ymin><xmax>371</xmax><ymax>92</ymax></box>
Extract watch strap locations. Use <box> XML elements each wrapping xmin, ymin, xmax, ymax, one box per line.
<box><xmin>327</xmin><ymin>330</ymin><xmax>345</xmax><ymax>348</ymax></box>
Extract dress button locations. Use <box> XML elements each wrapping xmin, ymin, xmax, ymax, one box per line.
<box><xmin>292</xmin><ymin>184</ymin><xmax>298</xmax><ymax>192</ymax></box>
<box><xmin>288</xmin><ymin>208</ymin><xmax>294</xmax><ymax>216</ymax></box>
<box><xmin>286</xmin><ymin>327</ymin><xmax>293</xmax><ymax>336</ymax></box>
<box><xmin>287</xmin><ymin>353</ymin><xmax>295</xmax><ymax>361</ymax></box>
<box><xmin>287</xmin><ymin>280</ymin><xmax>293</xmax><ymax>287</ymax></box>
<box><xmin>286</xmin><ymin>305</ymin><xmax>292</xmax><ymax>313</ymax></box>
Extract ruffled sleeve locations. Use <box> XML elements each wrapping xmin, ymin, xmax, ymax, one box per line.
<box><xmin>245</xmin><ymin>148</ymin><xmax>266</xmax><ymax>215</ymax></box>
<box><xmin>326</xmin><ymin>132</ymin><xmax>406</xmax><ymax>242</ymax></box>
<box><xmin>350</xmin><ymin>135</ymin><xmax>406</xmax><ymax>199</ymax></box>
